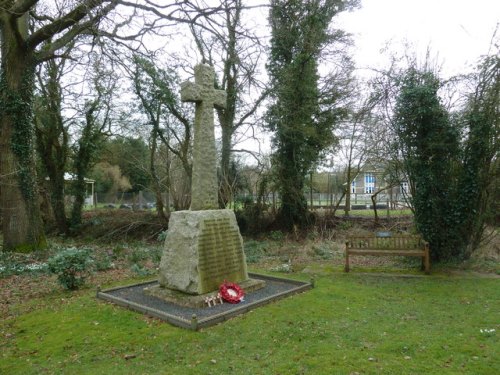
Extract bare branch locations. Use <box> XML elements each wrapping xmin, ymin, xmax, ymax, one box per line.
<box><xmin>235</xmin><ymin>88</ymin><xmax>269</xmax><ymax>128</ymax></box>
<box><xmin>26</xmin><ymin>0</ymin><xmax>115</xmax><ymax>50</ymax></box>
<box><xmin>8</xmin><ymin>0</ymin><xmax>38</xmax><ymax>17</ymax></box>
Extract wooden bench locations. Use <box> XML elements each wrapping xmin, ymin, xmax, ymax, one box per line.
<box><xmin>345</xmin><ymin>233</ymin><xmax>430</xmax><ymax>274</ymax></box>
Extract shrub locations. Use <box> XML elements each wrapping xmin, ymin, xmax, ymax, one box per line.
<box><xmin>269</xmin><ymin>230</ymin><xmax>285</xmax><ymax>242</ymax></box>
<box><xmin>111</xmin><ymin>245</ymin><xmax>126</xmax><ymax>259</ymax></box>
<box><xmin>93</xmin><ymin>253</ymin><xmax>113</xmax><ymax>271</ymax></box>
<box><xmin>244</xmin><ymin>240</ymin><xmax>268</xmax><ymax>263</ymax></box>
<box><xmin>47</xmin><ymin>248</ymin><xmax>93</xmax><ymax>290</ymax></box>
<box><xmin>312</xmin><ymin>244</ymin><xmax>334</xmax><ymax>260</ymax></box>
<box><xmin>157</xmin><ymin>230</ymin><xmax>168</xmax><ymax>242</ymax></box>
<box><xmin>127</xmin><ymin>248</ymin><xmax>147</xmax><ymax>264</ymax></box>
<box><xmin>130</xmin><ymin>263</ymin><xmax>154</xmax><ymax>277</ymax></box>
<box><xmin>148</xmin><ymin>246</ymin><xmax>163</xmax><ymax>265</ymax></box>
<box><xmin>337</xmin><ymin>220</ymin><xmax>352</xmax><ymax>231</ymax></box>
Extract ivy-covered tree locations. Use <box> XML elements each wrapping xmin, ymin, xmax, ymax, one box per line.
<box><xmin>456</xmin><ymin>54</ymin><xmax>499</xmax><ymax>257</ymax></box>
<box><xmin>266</xmin><ymin>0</ymin><xmax>349</xmax><ymax>229</ymax></box>
<box><xmin>393</xmin><ymin>60</ymin><xmax>499</xmax><ymax>260</ymax></box>
<box><xmin>70</xmin><ymin>68</ymin><xmax>115</xmax><ymax>229</ymax></box>
<box><xmin>0</xmin><ymin>0</ymin><xmax>116</xmax><ymax>251</ymax></box>
<box><xmin>392</xmin><ymin>68</ymin><xmax>461</xmax><ymax>260</ymax></box>
<box><xmin>34</xmin><ymin>58</ymin><xmax>70</xmax><ymax>234</ymax></box>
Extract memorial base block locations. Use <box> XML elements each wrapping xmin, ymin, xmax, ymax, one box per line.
<box><xmin>144</xmin><ymin>278</ymin><xmax>265</xmax><ymax>308</ymax></box>
<box><xmin>157</xmin><ymin>209</ymin><xmax>265</xmax><ymax>295</ymax></box>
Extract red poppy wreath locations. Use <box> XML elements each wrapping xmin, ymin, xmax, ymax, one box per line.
<box><xmin>219</xmin><ymin>281</ymin><xmax>245</xmax><ymax>304</ymax></box>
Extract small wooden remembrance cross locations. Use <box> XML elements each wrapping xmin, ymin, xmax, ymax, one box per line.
<box><xmin>180</xmin><ymin>64</ymin><xmax>226</xmax><ymax>210</ymax></box>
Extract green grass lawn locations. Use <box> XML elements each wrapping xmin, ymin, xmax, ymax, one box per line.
<box><xmin>1</xmin><ymin>272</ymin><xmax>498</xmax><ymax>375</ymax></box>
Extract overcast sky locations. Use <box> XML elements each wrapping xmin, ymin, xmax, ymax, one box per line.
<box><xmin>335</xmin><ymin>0</ymin><xmax>499</xmax><ymax>78</ymax></box>
<box><xmin>239</xmin><ymin>1</ymin><xmax>499</xmax><ymax>160</ymax></box>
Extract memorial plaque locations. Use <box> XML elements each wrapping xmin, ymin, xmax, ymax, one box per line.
<box><xmin>198</xmin><ymin>218</ymin><xmax>247</xmax><ymax>292</ymax></box>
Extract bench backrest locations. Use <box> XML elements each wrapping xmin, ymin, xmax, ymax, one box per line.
<box><xmin>346</xmin><ymin>235</ymin><xmax>426</xmax><ymax>250</ymax></box>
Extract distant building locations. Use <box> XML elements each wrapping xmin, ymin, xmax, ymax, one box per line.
<box><xmin>45</xmin><ymin>173</ymin><xmax>96</xmax><ymax>206</ymax></box>
<box><xmin>64</xmin><ymin>173</ymin><xmax>96</xmax><ymax>206</ymax></box>
<box><xmin>348</xmin><ymin>164</ymin><xmax>411</xmax><ymax>208</ymax></box>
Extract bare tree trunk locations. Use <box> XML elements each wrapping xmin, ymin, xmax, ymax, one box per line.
<box><xmin>344</xmin><ymin>168</ymin><xmax>352</xmax><ymax>216</ymax></box>
<box><xmin>371</xmin><ymin>185</ymin><xmax>394</xmax><ymax>226</ymax></box>
<box><xmin>309</xmin><ymin>172</ymin><xmax>313</xmax><ymax>208</ymax></box>
<box><xmin>219</xmin><ymin>117</ymin><xmax>234</xmax><ymax>208</ymax></box>
<box><xmin>150</xmin><ymin>123</ymin><xmax>168</xmax><ymax>224</ymax></box>
<box><xmin>331</xmin><ymin>190</ymin><xmax>346</xmax><ymax>216</ymax></box>
<box><xmin>371</xmin><ymin>193</ymin><xmax>379</xmax><ymax>225</ymax></box>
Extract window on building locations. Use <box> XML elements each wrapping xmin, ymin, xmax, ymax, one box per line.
<box><xmin>364</xmin><ymin>173</ymin><xmax>375</xmax><ymax>194</ymax></box>
<box><xmin>351</xmin><ymin>180</ymin><xmax>356</xmax><ymax>194</ymax></box>
<box><xmin>401</xmin><ymin>181</ymin><xmax>409</xmax><ymax>194</ymax></box>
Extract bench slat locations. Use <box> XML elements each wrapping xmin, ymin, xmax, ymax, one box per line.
<box><xmin>348</xmin><ymin>250</ymin><xmax>425</xmax><ymax>256</ymax></box>
<box><xmin>347</xmin><ymin>237</ymin><xmax>422</xmax><ymax>250</ymax></box>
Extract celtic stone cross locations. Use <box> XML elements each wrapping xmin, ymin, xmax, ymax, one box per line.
<box><xmin>180</xmin><ymin>64</ymin><xmax>226</xmax><ymax>210</ymax></box>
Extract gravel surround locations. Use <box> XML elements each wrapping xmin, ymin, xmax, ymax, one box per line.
<box><xmin>97</xmin><ymin>273</ymin><xmax>312</xmax><ymax>330</ymax></box>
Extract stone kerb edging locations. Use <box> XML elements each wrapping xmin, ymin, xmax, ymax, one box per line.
<box><xmin>96</xmin><ymin>273</ymin><xmax>312</xmax><ymax>330</ymax></box>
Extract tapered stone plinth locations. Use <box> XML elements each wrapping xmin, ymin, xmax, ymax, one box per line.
<box><xmin>156</xmin><ymin>210</ymin><xmax>264</xmax><ymax>295</ymax></box>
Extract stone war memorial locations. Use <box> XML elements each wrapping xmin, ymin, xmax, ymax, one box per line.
<box><xmin>145</xmin><ymin>64</ymin><xmax>265</xmax><ymax>306</ymax></box>
<box><xmin>98</xmin><ymin>64</ymin><xmax>310</xmax><ymax>330</ymax></box>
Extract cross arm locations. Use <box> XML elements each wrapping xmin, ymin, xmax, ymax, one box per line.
<box><xmin>180</xmin><ymin>81</ymin><xmax>201</xmax><ymax>103</ymax></box>
<box><xmin>213</xmin><ymin>89</ymin><xmax>226</xmax><ymax>109</ymax></box>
